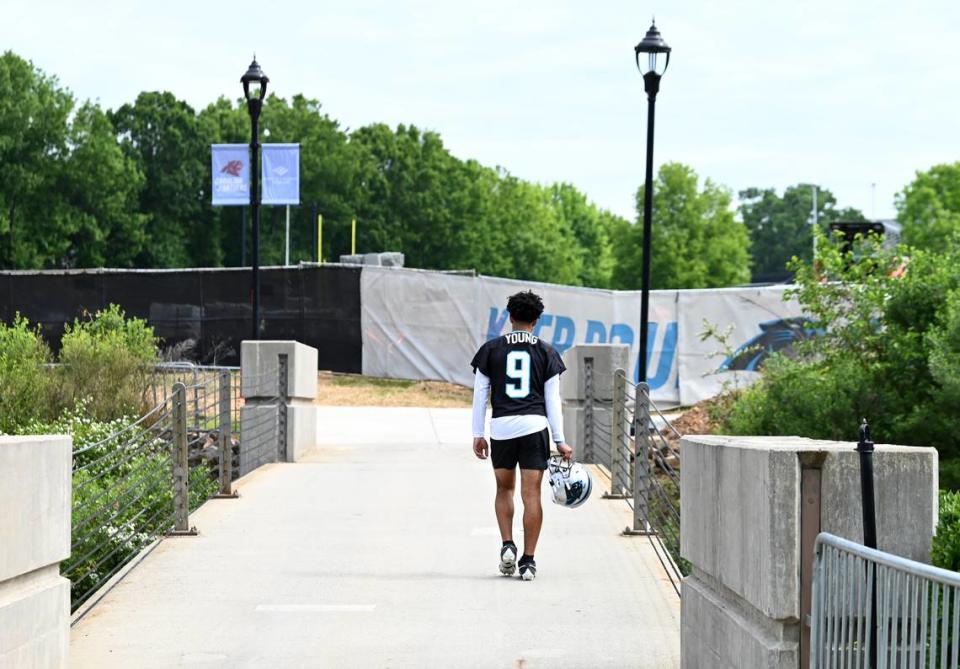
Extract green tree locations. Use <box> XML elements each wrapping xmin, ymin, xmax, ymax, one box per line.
<box><xmin>724</xmin><ymin>231</ymin><xmax>960</xmax><ymax>486</ymax></box>
<box><xmin>550</xmin><ymin>183</ymin><xmax>618</xmax><ymax>288</ymax></box>
<box><xmin>489</xmin><ymin>175</ymin><xmax>582</xmax><ymax>285</ymax></box>
<box><xmin>257</xmin><ymin>95</ymin><xmax>365</xmax><ymax>265</ymax></box>
<box><xmin>0</xmin><ymin>51</ymin><xmax>73</xmax><ymax>268</ymax></box>
<box><xmin>350</xmin><ymin>123</ymin><xmax>474</xmax><ymax>271</ymax></box>
<box><xmin>110</xmin><ymin>92</ymin><xmax>217</xmax><ymax>267</ymax></box>
<box><xmin>196</xmin><ymin>96</ymin><xmax>248</xmax><ymax>266</ymax></box>
<box><xmin>612</xmin><ymin>162</ymin><xmax>751</xmax><ymax>290</ymax></box>
<box><xmin>896</xmin><ymin>162</ymin><xmax>960</xmax><ymax>251</ymax></box>
<box><xmin>58</xmin><ymin>103</ymin><xmax>146</xmax><ymax>267</ymax></box>
<box><xmin>0</xmin><ymin>49</ymin><xmax>767</xmax><ymax>287</ymax></box>
<box><xmin>200</xmin><ymin>96</ymin><xmax>247</xmax><ymax>145</ymax></box>
<box><xmin>739</xmin><ymin>183</ymin><xmax>865</xmax><ymax>279</ymax></box>
<box><xmin>443</xmin><ymin>160</ymin><xmax>512</xmax><ymax>277</ymax></box>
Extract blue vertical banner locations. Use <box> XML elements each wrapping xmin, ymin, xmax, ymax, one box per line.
<box><xmin>211</xmin><ymin>144</ymin><xmax>250</xmax><ymax>205</ymax></box>
<box><xmin>261</xmin><ymin>144</ymin><xmax>300</xmax><ymax>205</ymax></box>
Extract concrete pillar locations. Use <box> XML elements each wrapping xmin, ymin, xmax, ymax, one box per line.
<box><xmin>680</xmin><ymin>435</ymin><xmax>937</xmax><ymax>668</ymax></box>
<box><xmin>240</xmin><ymin>341</ymin><xmax>319</xmax><ymax>476</ymax></box>
<box><xmin>560</xmin><ymin>344</ymin><xmax>629</xmax><ymax>464</ymax></box>
<box><xmin>0</xmin><ymin>435</ymin><xmax>72</xmax><ymax>668</ymax></box>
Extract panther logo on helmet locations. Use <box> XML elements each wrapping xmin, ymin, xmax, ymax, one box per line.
<box><xmin>547</xmin><ymin>455</ymin><xmax>592</xmax><ymax>508</ymax></box>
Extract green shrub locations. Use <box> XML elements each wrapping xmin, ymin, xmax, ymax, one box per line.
<box><xmin>723</xmin><ymin>354</ymin><xmax>891</xmax><ymax>443</ymax></box>
<box><xmin>67</xmin><ymin>450</ymin><xmax>176</xmax><ymax>603</ymax></box>
<box><xmin>0</xmin><ymin>315</ymin><xmax>54</xmax><ymax>433</ymax></box>
<box><xmin>933</xmin><ymin>490</ymin><xmax>960</xmax><ymax>572</ymax></box>
<box><xmin>17</xmin><ymin>397</ymin><xmax>128</xmax><ymax>436</ymax></box>
<box><xmin>67</xmin><ymin>457</ymin><xmax>216</xmax><ymax>606</ymax></box>
<box><xmin>721</xmin><ymin>231</ymin><xmax>960</xmax><ymax>485</ymax></box>
<box><xmin>56</xmin><ymin>305</ymin><xmax>158</xmax><ymax>421</ymax></box>
<box><xmin>25</xmin><ymin>403</ymin><xmax>218</xmax><ymax>607</ymax></box>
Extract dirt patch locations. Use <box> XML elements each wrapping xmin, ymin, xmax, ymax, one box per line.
<box><xmin>660</xmin><ymin>394</ymin><xmax>732</xmax><ymax>460</ymax></box>
<box><xmin>671</xmin><ymin>396</ymin><xmax>726</xmax><ymax>438</ymax></box>
<box><xmin>315</xmin><ymin>372</ymin><xmax>472</xmax><ymax>408</ymax></box>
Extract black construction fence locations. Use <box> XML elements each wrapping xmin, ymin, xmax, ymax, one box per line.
<box><xmin>0</xmin><ymin>265</ymin><xmax>362</xmax><ymax>372</ymax></box>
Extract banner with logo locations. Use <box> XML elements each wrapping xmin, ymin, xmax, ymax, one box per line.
<box><xmin>262</xmin><ymin>144</ymin><xmax>300</xmax><ymax>205</ymax></box>
<box><xmin>360</xmin><ymin>268</ymin><xmax>681</xmax><ymax>404</ymax></box>
<box><xmin>479</xmin><ymin>277</ymin><xmax>680</xmax><ymax>403</ymax></box>
<box><xmin>676</xmin><ymin>285</ymin><xmax>803</xmax><ymax>405</ymax></box>
<box><xmin>211</xmin><ymin>144</ymin><xmax>249</xmax><ymax>205</ymax></box>
<box><xmin>360</xmin><ymin>266</ymin><xmax>807</xmax><ymax>407</ymax></box>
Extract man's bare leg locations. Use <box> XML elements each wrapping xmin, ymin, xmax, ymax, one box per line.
<box><xmin>519</xmin><ymin>469</ymin><xmax>544</xmax><ymax>556</ymax></box>
<box><xmin>494</xmin><ymin>468</ymin><xmax>516</xmax><ymax>542</ymax></box>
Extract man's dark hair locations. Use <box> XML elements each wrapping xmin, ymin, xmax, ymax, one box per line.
<box><xmin>507</xmin><ymin>290</ymin><xmax>545</xmax><ymax>324</ymax></box>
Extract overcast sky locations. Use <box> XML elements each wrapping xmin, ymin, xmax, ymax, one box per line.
<box><xmin>5</xmin><ymin>1</ymin><xmax>960</xmax><ymax>222</ymax></box>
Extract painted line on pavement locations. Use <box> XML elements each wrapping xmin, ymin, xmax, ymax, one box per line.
<box><xmin>255</xmin><ymin>604</ymin><xmax>377</xmax><ymax>613</ymax></box>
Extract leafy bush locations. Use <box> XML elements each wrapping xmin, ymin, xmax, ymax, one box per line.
<box><xmin>0</xmin><ymin>315</ymin><xmax>54</xmax><ymax>433</ymax></box>
<box><xmin>933</xmin><ymin>490</ymin><xmax>960</xmax><ymax>572</ymax></box>
<box><xmin>721</xmin><ymin>232</ymin><xmax>960</xmax><ymax>487</ymax></box>
<box><xmin>23</xmin><ymin>403</ymin><xmax>218</xmax><ymax>607</ymax></box>
<box><xmin>16</xmin><ymin>399</ymin><xmax>132</xmax><ymax>450</ymax></box>
<box><xmin>724</xmin><ymin>354</ymin><xmax>882</xmax><ymax>442</ymax></box>
<box><xmin>56</xmin><ymin>305</ymin><xmax>158</xmax><ymax>421</ymax></box>
<box><xmin>0</xmin><ymin>306</ymin><xmax>222</xmax><ymax>609</ymax></box>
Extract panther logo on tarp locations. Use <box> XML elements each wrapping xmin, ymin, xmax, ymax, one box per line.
<box><xmin>220</xmin><ymin>160</ymin><xmax>244</xmax><ymax>177</ymax></box>
<box><xmin>719</xmin><ymin>317</ymin><xmax>823</xmax><ymax>372</ymax></box>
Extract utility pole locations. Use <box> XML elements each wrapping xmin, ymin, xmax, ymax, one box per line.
<box><xmin>812</xmin><ymin>185</ymin><xmax>818</xmax><ymax>262</ymax></box>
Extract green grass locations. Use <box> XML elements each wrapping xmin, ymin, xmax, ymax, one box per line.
<box><xmin>328</xmin><ymin>375</ymin><xmax>417</xmax><ymax>390</ymax></box>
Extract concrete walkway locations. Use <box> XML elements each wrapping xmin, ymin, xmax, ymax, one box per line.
<box><xmin>70</xmin><ymin>407</ymin><xmax>680</xmax><ymax>668</ymax></box>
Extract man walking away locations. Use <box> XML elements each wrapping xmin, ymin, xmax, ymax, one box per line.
<box><xmin>471</xmin><ymin>290</ymin><xmax>572</xmax><ymax>581</ymax></box>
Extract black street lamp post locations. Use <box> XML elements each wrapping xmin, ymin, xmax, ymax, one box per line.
<box><xmin>241</xmin><ymin>57</ymin><xmax>269</xmax><ymax>340</ymax></box>
<box><xmin>634</xmin><ymin>22</ymin><xmax>671</xmax><ymax>383</ymax></box>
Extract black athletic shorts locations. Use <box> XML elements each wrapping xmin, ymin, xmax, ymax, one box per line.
<box><xmin>491</xmin><ymin>428</ymin><xmax>550</xmax><ymax>470</ymax></box>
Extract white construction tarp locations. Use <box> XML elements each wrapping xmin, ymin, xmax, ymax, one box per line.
<box><xmin>676</xmin><ymin>286</ymin><xmax>803</xmax><ymax>405</ymax></box>
<box><xmin>479</xmin><ymin>277</ymin><xmax>680</xmax><ymax>403</ymax></box>
<box><xmin>361</xmin><ymin>268</ymin><xmax>480</xmax><ymax>387</ymax></box>
<box><xmin>361</xmin><ymin>266</ymin><xmax>804</xmax><ymax>406</ymax></box>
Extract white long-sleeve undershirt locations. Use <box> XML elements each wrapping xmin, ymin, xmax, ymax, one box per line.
<box><xmin>544</xmin><ymin>374</ymin><xmax>565</xmax><ymax>443</ymax></box>
<box><xmin>472</xmin><ymin>371</ymin><xmax>565</xmax><ymax>443</ymax></box>
<box><xmin>472</xmin><ymin>371</ymin><xmax>491</xmax><ymax>439</ymax></box>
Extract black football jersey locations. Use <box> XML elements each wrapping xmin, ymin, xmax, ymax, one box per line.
<box><xmin>471</xmin><ymin>330</ymin><xmax>566</xmax><ymax>418</ymax></box>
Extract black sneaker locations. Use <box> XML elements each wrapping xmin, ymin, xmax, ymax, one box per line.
<box><xmin>499</xmin><ymin>544</ymin><xmax>517</xmax><ymax>576</ymax></box>
<box><xmin>519</xmin><ymin>558</ymin><xmax>536</xmax><ymax>581</ymax></box>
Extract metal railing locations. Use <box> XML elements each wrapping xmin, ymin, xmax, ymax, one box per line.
<box><xmin>812</xmin><ymin>532</ymin><xmax>960</xmax><ymax>668</ymax></box>
<box><xmin>66</xmin><ymin>362</ymin><xmax>282</xmax><ymax>613</ymax></box>
<box><xmin>64</xmin><ymin>394</ymin><xmax>180</xmax><ymax>610</ymax></box>
<box><xmin>235</xmin><ymin>358</ymin><xmax>287</xmax><ymax>476</ymax></box>
<box><xmin>586</xmin><ymin>367</ymin><xmax>685</xmax><ymax>597</ymax></box>
<box><xmin>150</xmin><ymin>362</ymin><xmax>238</xmax><ymax>413</ymax></box>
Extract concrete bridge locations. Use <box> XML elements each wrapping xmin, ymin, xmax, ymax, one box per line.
<box><xmin>7</xmin><ymin>341</ymin><xmax>942</xmax><ymax>667</ymax></box>
<box><xmin>68</xmin><ymin>407</ymin><xmax>681</xmax><ymax>668</ymax></box>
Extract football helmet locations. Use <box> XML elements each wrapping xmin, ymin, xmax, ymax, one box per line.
<box><xmin>547</xmin><ymin>455</ymin><xmax>592</xmax><ymax>508</ymax></box>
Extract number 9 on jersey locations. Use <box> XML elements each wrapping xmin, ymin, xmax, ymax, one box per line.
<box><xmin>505</xmin><ymin>351</ymin><xmax>531</xmax><ymax>398</ymax></box>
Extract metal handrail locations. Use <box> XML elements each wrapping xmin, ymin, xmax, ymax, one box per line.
<box><xmin>816</xmin><ymin>533</ymin><xmax>960</xmax><ymax>588</ymax></box>
<box><xmin>584</xmin><ymin>367</ymin><xmax>685</xmax><ymax>597</ymax></box>
<box><xmin>811</xmin><ymin>532</ymin><xmax>960</xmax><ymax>668</ymax></box>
